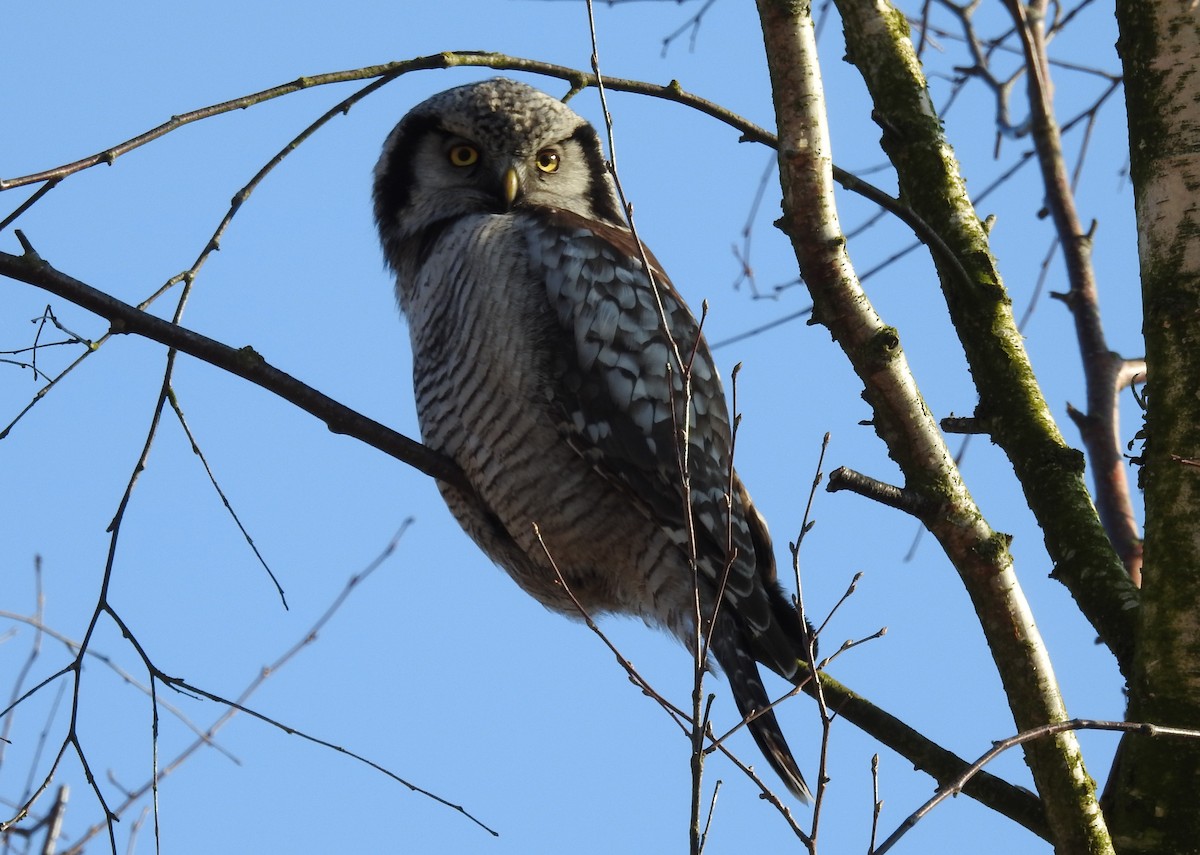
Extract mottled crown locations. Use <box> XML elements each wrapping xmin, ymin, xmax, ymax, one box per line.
<box><xmin>406</xmin><ymin>77</ymin><xmax>587</xmax><ymax>156</ymax></box>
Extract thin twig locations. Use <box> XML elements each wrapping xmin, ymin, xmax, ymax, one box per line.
<box><xmin>59</xmin><ymin>522</ymin><xmax>481</xmax><ymax>852</ymax></box>
<box><xmin>874</xmin><ymin>719</ymin><xmax>1200</xmax><ymax>854</ymax></box>
<box><xmin>868</xmin><ymin>754</ymin><xmax>883</xmax><ymax>854</ymax></box>
<box><xmin>166</xmin><ymin>390</ymin><xmax>287</xmax><ymax>606</ymax></box>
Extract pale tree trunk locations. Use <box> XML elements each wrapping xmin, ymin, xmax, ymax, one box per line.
<box><xmin>1110</xmin><ymin>2</ymin><xmax>1200</xmax><ymax>851</ymax></box>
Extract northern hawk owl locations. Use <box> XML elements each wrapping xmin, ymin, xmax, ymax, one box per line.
<box><xmin>374</xmin><ymin>77</ymin><xmax>813</xmax><ymax>801</ymax></box>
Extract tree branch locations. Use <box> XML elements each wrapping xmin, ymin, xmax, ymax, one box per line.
<box><xmin>1005</xmin><ymin>0</ymin><xmax>1143</xmax><ymax>583</ymax></box>
<box><xmin>0</xmin><ymin>52</ymin><xmax>777</xmax><ymax>193</ymax></box>
<box><xmin>0</xmin><ymin>238</ymin><xmax>468</xmax><ymax>494</ymax></box>
<box><xmin>836</xmin><ymin>0</ymin><xmax>1138</xmax><ymax>680</ymax></box>
<box><xmin>877</xmin><ymin>718</ymin><xmax>1200</xmax><ymax>854</ymax></box>
<box><xmin>757</xmin><ymin>0</ymin><xmax>1112</xmax><ymax>850</ymax></box>
<box><xmin>826</xmin><ymin>466</ymin><xmax>933</xmax><ymax>517</ymax></box>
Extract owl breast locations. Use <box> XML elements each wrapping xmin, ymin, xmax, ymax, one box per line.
<box><xmin>404</xmin><ymin>212</ymin><xmax>696</xmax><ymax>629</ymax></box>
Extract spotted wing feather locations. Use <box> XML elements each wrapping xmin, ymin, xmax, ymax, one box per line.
<box><xmin>522</xmin><ymin>209</ymin><xmax>776</xmax><ymax>635</ymax></box>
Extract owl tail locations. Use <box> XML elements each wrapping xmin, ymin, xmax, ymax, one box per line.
<box><xmin>711</xmin><ymin>623</ymin><xmax>814</xmax><ymax>803</ymax></box>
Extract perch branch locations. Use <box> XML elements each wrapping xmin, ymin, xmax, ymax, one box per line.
<box><xmin>0</xmin><ymin>238</ymin><xmax>468</xmax><ymax>495</ymax></box>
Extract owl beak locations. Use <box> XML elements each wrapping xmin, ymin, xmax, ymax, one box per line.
<box><xmin>501</xmin><ymin>166</ymin><xmax>521</xmax><ymax>210</ymax></box>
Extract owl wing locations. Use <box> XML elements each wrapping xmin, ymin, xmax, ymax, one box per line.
<box><xmin>524</xmin><ymin>208</ymin><xmax>778</xmax><ymax>636</ymax></box>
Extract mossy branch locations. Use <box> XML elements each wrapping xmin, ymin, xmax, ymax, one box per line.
<box><xmin>834</xmin><ymin>0</ymin><xmax>1138</xmax><ymax>679</ymax></box>
<box><xmin>832</xmin><ymin>1</ymin><xmax>1125</xmax><ymax>851</ymax></box>
<box><xmin>755</xmin><ymin>0</ymin><xmax>1115</xmax><ymax>850</ymax></box>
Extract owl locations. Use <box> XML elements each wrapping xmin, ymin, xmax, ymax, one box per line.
<box><xmin>374</xmin><ymin>77</ymin><xmax>813</xmax><ymax>802</ymax></box>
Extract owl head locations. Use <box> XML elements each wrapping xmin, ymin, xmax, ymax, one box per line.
<box><xmin>374</xmin><ymin>78</ymin><xmax>625</xmax><ymax>267</ymax></box>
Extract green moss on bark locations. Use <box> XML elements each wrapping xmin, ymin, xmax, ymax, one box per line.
<box><xmin>1110</xmin><ymin>0</ymin><xmax>1200</xmax><ymax>850</ymax></box>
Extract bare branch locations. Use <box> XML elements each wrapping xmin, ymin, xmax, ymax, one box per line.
<box><xmin>876</xmin><ymin>719</ymin><xmax>1200</xmax><ymax>854</ymax></box>
<box><xmin>0</xmin><ymin>238</ymin><xmax>468</xmax><ymax>494</ymax></box>
<box><xmin>826</xmin><ymin>467</ymin><xmax>934</xmax><ymax>518</ymax></box>
<box><xmin>1005</xmin><ymin>0</ymin><xmax>1141</xmax><ymax>581</ymax></box>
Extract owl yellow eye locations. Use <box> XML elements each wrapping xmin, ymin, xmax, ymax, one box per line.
<box><xmin>535</xmin><ymin>149</ymin><xmax>560</xmax><ymax>173</ymax></box>
<box><xmin>448</xmin><ymin>144</ymin><xmax>479</xmax><ymax>167</ymax></box>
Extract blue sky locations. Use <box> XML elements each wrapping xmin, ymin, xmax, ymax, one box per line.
<box><xmin>2</xmin><ymin>2</ymin><xmax>1139</xmax><ymax>853</ymax></box>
